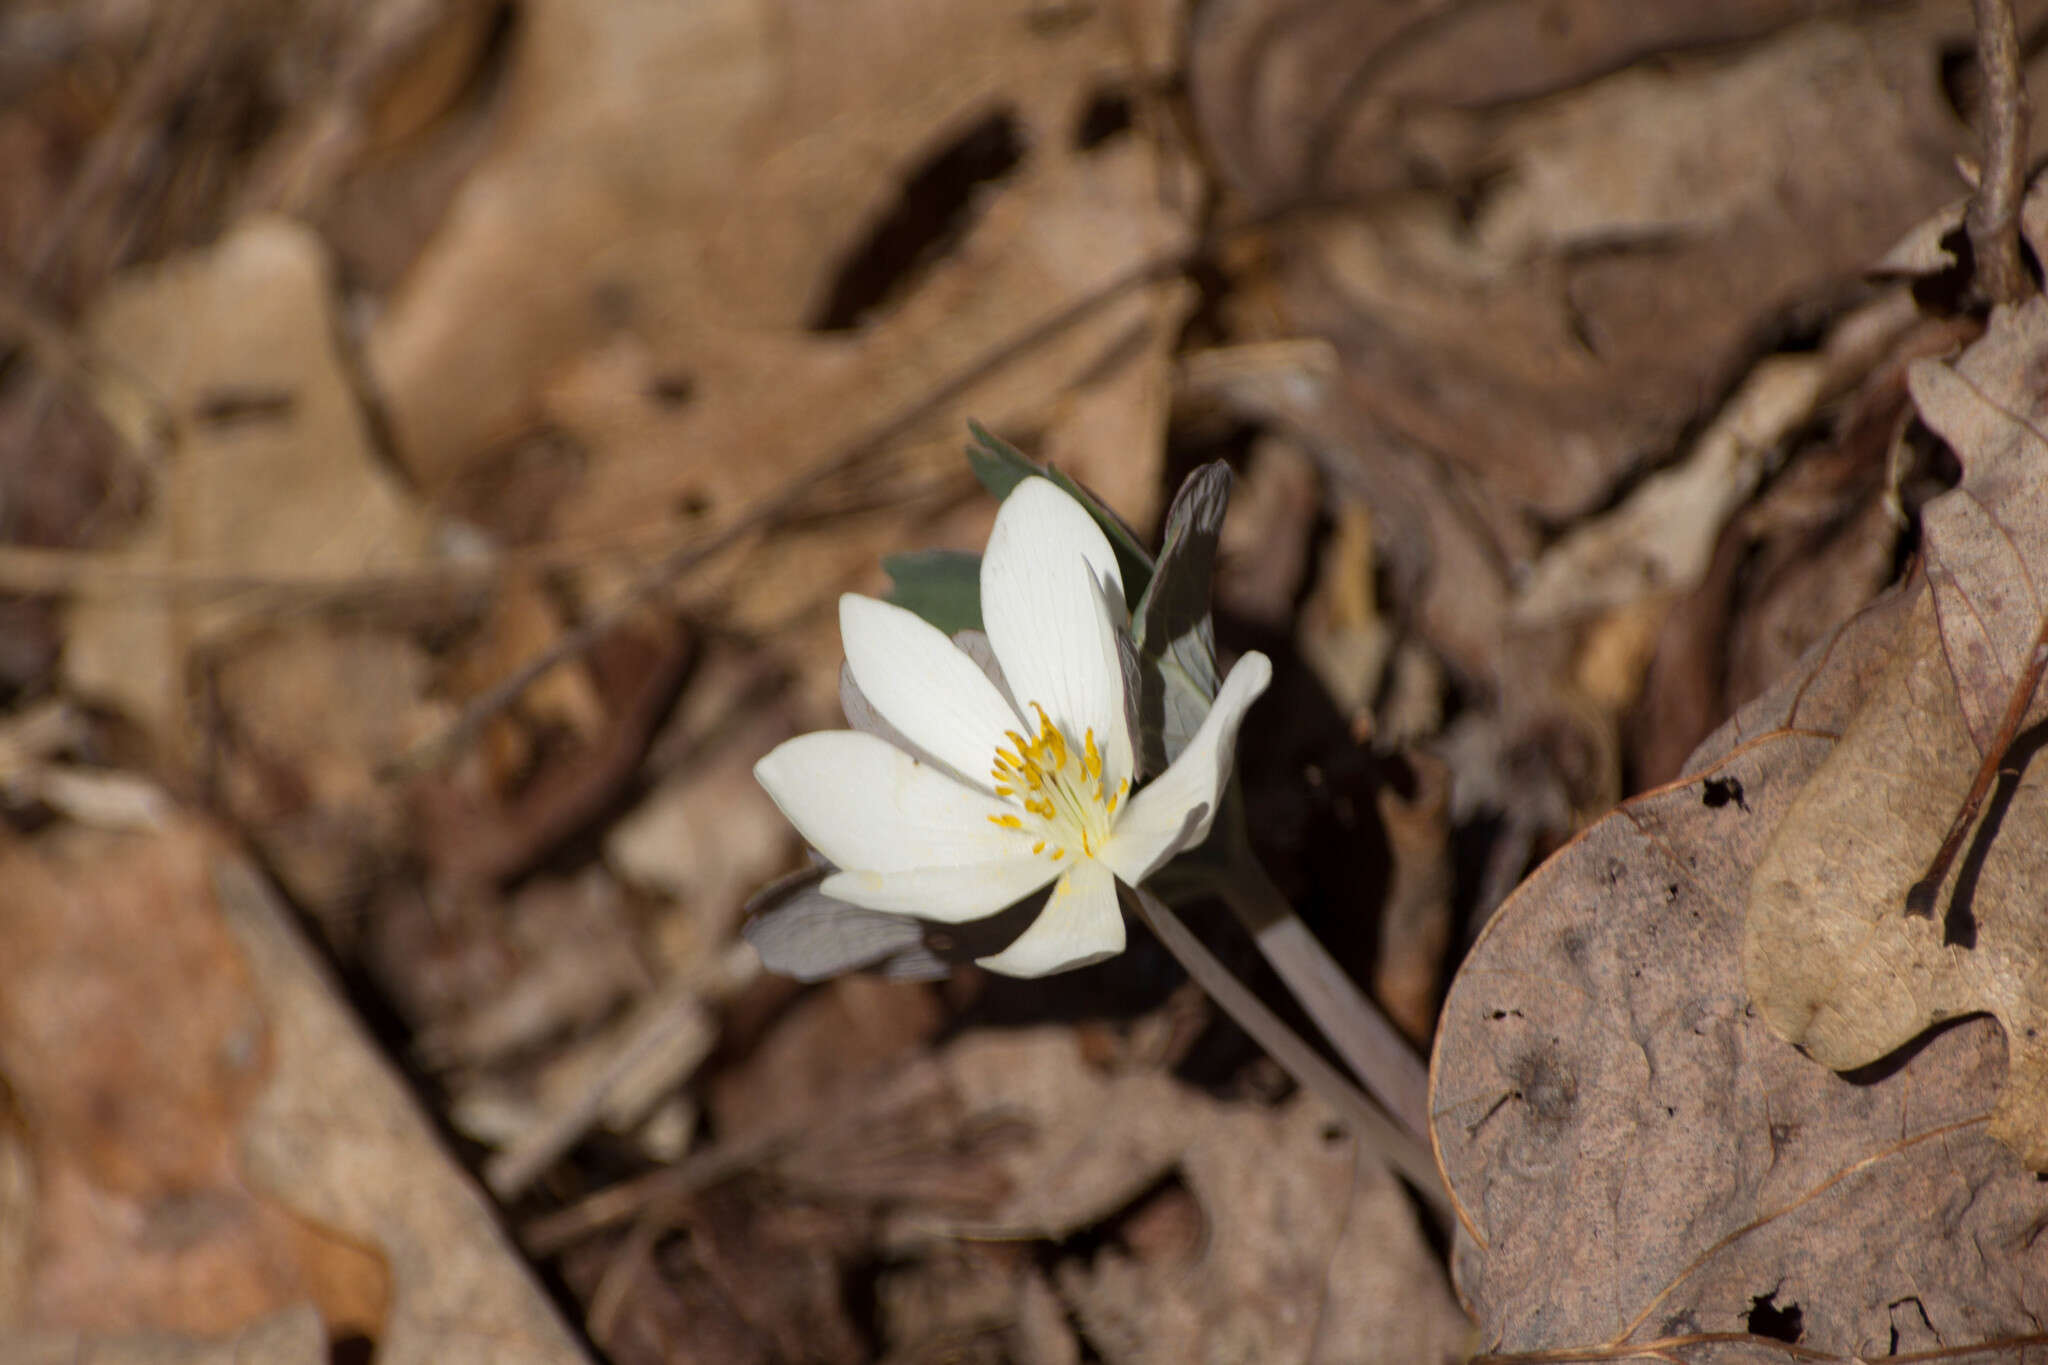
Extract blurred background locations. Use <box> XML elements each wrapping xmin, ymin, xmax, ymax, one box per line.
<box><xmin>0</xmin><ymin>0</ymin><xmax>2019</xmax><ymax>1360</ymax></box>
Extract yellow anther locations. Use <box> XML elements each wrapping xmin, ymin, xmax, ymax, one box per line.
<box><xmin>988</xmin><ymin>813</ymin><xmax>1024</xmax><ymax>829</ymax></box>
<box><xmin>1084</xmin><ymin>728</ymin><xmax>1101</xmax><ymax>780</ymax></box>
<box><xmin>1104</xmin><ymin>789</ymin><xmax>1119</xmax><ymax>815</ymax></box>
<box><xmin>1032</xmin><ymin>840</ymin><xmax>1045</xmax><ymax>854</ymax></box>
<box><xmin>994</xmin><ymin>785</ymin><xmax>1013</xmax><ymax>797</ymax></box>
<box><xmin>1050</xmin><ymin>847</ymin><xmax>1066</xmax><ymax>860</ymax></box>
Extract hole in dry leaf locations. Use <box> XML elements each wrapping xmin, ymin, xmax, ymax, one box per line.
<box><xmin>1072</xmin><ymin>85</ymin><xmax>1133</xmax><ymax>149</ymax></box>
<box><xmin>1745</xmin><ymin>1291</ymin><xmax>1803</xmax><ymax>1343</ymax></box>
<box><xmin>808</xmin><ymin>108</ymin><xmax>1027</xmax><ymax>333</ymax></box>
<box><xmin>1700</xmin><ymin>776</ymin><xmax>1747</xmax><ymax>811</ymax></box>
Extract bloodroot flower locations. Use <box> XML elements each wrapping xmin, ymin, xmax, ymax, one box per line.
<box><xmin>753</xmin><ymin>477</ymin><xmax>1271</xmax><ymax>977</ymax></box>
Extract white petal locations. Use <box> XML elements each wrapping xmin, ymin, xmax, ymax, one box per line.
<box><xmin>1101</xmin><ymin>651</ymin><xmax>1273</xmax><ymax>885</ymax></box>
<box><xmin>974</xmin><ymin>858</ymin><xmax>1125</xmax><ymax>977</ymax></box>
<box><xmin>981</xmin><ymin>478</ymin><xmax>1133</xmax><ymax>791</ymax></box>
<box><xmin>841</xmin><ymin>594</ymin><xmax>1022</xmax><ymax>789</ymax></box>
<box><xmin>823</xmin><ymin>856</ymin><xmax>1059</xmax><ymax>922</ymax></box>
<box><xmin>755</xmin><ymin>730</ymin><xmax>1019</xmax><ymax>873</ymax></box>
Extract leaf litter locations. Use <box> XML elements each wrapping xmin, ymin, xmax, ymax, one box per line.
<box><xmin>3</xmin><ymin>0</ymin><xmax>2046</xmax><ymax>1359</ymax></box>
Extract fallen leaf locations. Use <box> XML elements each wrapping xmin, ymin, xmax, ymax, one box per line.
<box><xmin>706</xmin><ymin>975</ymin><xmax>946</xmax><ymax>1140</ymax></box>
<box><xmin>368</xmin><ymin>0</ymin><xmax>1197</xmax><ymax>649</ymax></box>
<box><xmin>931</xmin><ymin>1029</ymin><xmax>1468</xmax><ymax>1365</ymax></box>
<box><xmin>215</xmin><ymin>855</ymin><xmax>593</xmax><ymax>1364</ymax></box>
<box><xmin>210</xmin><ymin>623</ymin><xmax>453</xmax><ymax>922</ymax></box>
<box><xmin>1908</xmin><ymin>297</ymin><xmax>2048</xmax><ymax>754</ymax></box>
<box><xmin>5</xmin><ymin>1306</ymin><xmax>326</xmax><ymax>1365</ymax></box>
<box><xmin>1433</xmin><ymin>585</ymin><xmax>2048</xmax><ymax>1358</ymax></box>
<box><xmin>1739</xmin><ymin>287</ymin><xmax>2048</xmax><ymax>1170</ymax></box>
<box><xmin>64</xmin><ymin>217</ymin><xmax>432</xmax><ymax>753</ymax></box>
<box><xmin>0</xmin><ymin>815</ymin><xmax>592</xmax><ymax>1361</ymax></box>
<box><xmin>1194</xmin><ymin>2</ymin><xmax>1970</xmax><ymax>522</ymax></box>
<box><xmin>1745</xmin><ymin>591</ymin><xmax>2048</xmax><ymax>1168</ymax></box>
<box><xmin>1512</xmin><ymin>293</ymin><xmax>1917</xmax><ymax>627</ymax></box>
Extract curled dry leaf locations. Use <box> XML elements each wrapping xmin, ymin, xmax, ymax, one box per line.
<box><xmin>1744</xmin><ymin>295</ymin><xmax>2048</xmax><ymax>1169</ymax></box>
<box><xmin>1192</xmin><ymin>0</ymin><xmax>1968</xmax><ymax>522</ymax></box>
<box><xmin>1432</xmin><ymin>587</ymin><xmax>2048</xmax><ymax>1358</ymax></box>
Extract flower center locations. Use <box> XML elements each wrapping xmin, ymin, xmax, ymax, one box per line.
<box><xmin>986</xmin><ymin>702</ymin><xmax>1127</xmax><ymax>861</ymax></box>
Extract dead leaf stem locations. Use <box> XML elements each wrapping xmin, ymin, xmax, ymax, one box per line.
<box><xmin>1967</xmin><ymin>0</ymin><xmax>2033</xmax><ymax>307</ymax></box>
<box><xmin>1905</xmin><ymin>615</ymin><xmax>2048</xmax><ymax>915</ymax></box>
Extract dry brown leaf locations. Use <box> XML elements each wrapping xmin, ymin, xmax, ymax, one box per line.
<box><xmin>1741</xmin><ymin>294</ymin><xmax>2048</xmax><ymax>1170</ymax></box>
<box><xmin>0</xmin><ymin>816</ymin><xmax>589</xmax><ymax>1362</ymax></box>
<box><xmin>1512</xmin><ymin>293</ymin><xmax>1917</xmax><ymax>627</ymax></box>
<box><xmin>1909</xmin><ymin>297</ymin><xmax>2048</xmax><ymax>754</ymax></box>
<box><xmin>930</xmin><ymin>1030</ymin><xmax>1468</xmax><ymax>1365</ymax></box>
<box><xmin>706</xmin><ymin>975</ymin><xmax>947</xmax><ymax>1141</ymax></box>
<box><xmin>5</xmin><ymin>1306</ymin><xmax>325</xmax><ymax>1365</ymax></box>
<box><xmin>0</xmin><ymin>822</ymin><xmax>320</xmax><ymax>1337</ymax></box>
<box><xmin>64</xmin><ymin>217</ymin><xmax>432</xmax><ymax>752</ymax></box>
<box><xmin>1745</xmin><ymin>594</ymin><xmax>2048</xmax><ymax>1167</ymax></box>
<box><xmin>215</xmin><ymin>855</ymin><xmax>592</xmax><ymax>1364</ymax></box>
<box><xmin>211</xmin><ymin>623</ymin><xmax>453</xmax><ymax>920</ymax></box>
<box><xmin>1194</xmin><ymin>1</ymin><xmax>1969</xmax><ymax>523</ymax></box>
<box><xmin>1433</xmin><ymin>586</ymin><xmax>2048</xmax><ymax>1359</ymax></box>
<box><xmin>369</xmin><ymin>0</ymin><xmax>1197</xmax><ymax>644</ymax></box>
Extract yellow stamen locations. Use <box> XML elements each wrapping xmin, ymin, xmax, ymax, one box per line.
<box><xmin>1084</xmin><ymin>728</ymin><xmax>1101</xmax><ymax>780</ymax></box>
<box><xmin>1050</xmin><ymin>847</ymin><xmax>1066</xmax><ymax>860</ymax></box>
<box><xmin>1032</xmin><ymin>840</ymin><xmax>1045</xmax><ymax>854</ymax></box>
<box><xmin>988</xmin><ymin>813</ymin><xmax>1024</xmax><ymax>829</ymax></box>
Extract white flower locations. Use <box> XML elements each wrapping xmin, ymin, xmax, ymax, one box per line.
<box><xmin>753</xmin><ymin>477</ymin><xmax>1273</xmax><ymax>978</ymax></box>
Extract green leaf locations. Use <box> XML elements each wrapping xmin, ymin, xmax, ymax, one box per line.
<box><xmin>964</xmin><ymin>421</ymin><xmax>1154</xmax><ymax>605</ymax></box>
<box><xmin>882</xmin><ymin>549</ymin><xmax>983</xmax><ymax>634</ymax></box>
<box><xmin>1131</xmin><ymin>461</ymin><xmax>1231</xmax><ymax>771</ymax></box>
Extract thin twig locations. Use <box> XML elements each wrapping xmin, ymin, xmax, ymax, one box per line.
<box><xmin>1126</xmin><ymin>884</ymin><xmax>1450</xmax><ymax>1213</ymax></box>
<box><xmin>386</xmin><ymin>251</ymin><xmax>1190</xmax><ymax>779</ymax></box>
<box><xmin>1906</xmin><ymin>617</ymin><xmax>2048</xmax><ymax>915</ymax></box>
<box><xmin>1967</xmin><ymin>0</ymin><xmax>2033</xmax><ymax>307</ymax></box>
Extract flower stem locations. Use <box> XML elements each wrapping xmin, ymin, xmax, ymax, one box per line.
<box><xmin>1200</xmin><ymin>788</ymin><xmax>1434</xmax><ymax>1146</ymax></box>
<box><xmin>1125</xmin><ymin>883</ymin><xmax>1449</xmax><ymax>1213</ymax></box>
